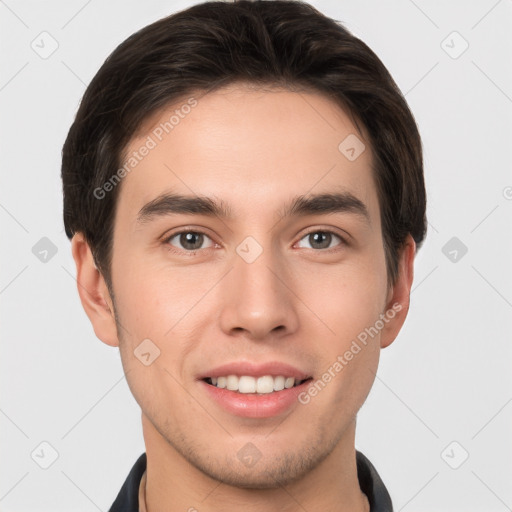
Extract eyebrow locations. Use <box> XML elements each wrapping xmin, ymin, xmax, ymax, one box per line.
<box><xmin>135</xmin><ymin>191</ymin><xmax>370</xmax><ymax>225</ymax></box>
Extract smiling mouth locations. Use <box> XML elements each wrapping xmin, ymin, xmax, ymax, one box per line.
<box><xmin>203</xmin><ymin>375</ymin><xmax>312</xmax><ymax>394</ymax></box>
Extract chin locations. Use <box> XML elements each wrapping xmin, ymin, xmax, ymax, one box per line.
<box><xmin>184</xmin><ymin>437</ymin><xmax>333</xmax><ymax>489</ymax></box>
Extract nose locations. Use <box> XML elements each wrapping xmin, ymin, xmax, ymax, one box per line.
<box><xmin>218</xmin><ymin>241</ymin><xmax>299</xmax><ymax>341</ymax></box>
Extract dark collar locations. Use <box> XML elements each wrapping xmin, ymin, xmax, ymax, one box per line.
<box><xmin>356</xmin><ymin>451</ymin><xmax>394</xmax><ymax>512</ymax></box>
<box><xmin>108</xmin><ymin>450</ymin><xmax>393</xmax><ymax>511</ymax></box>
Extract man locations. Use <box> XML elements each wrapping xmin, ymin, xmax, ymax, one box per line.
<box><xmin>61</xmin><ymin>1</ymin><xmax>426</xmax><ymax>510</ymax></box>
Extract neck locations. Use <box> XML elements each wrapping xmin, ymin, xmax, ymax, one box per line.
<box><xmin>141</xmin><ymin>414</ymin><xmax>368</xmax><ymax>512</ymax></box>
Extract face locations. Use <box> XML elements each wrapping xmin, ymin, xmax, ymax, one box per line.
<box><xmin>78</xmin><ymin>83</ymin><xmax>412</xmax><ymax>488</ymax></box>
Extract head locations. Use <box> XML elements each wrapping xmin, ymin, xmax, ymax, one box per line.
<box><xmin>63</xmin><ymin>0</ymin><xmax>426</xmax><ymax>489</ymax></box>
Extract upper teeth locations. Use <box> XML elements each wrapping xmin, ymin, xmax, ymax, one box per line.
<box><xmin>210</xmin><ymin>375</ymin><xmax>297</xmax><ymax>394</ymax></box>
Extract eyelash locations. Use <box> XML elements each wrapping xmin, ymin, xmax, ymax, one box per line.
<box><xmin>162</xmin><ymin>228</ymin><xmax>348</xmax><ymax>256</ymax></box>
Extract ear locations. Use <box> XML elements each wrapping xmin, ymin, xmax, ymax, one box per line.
<box><xmin>70</xmin><ymin>232</ymin><xmax>119</xmax><ymax>347</ymax></box>
<box><xmin>380</xmin><ymin>234</ymin><xmax>416</xmax><ymax>349</ymax></box>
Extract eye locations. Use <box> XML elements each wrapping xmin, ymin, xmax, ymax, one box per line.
<box><xmin>296</xmin><ymin>230</ymin><xmax>345</xmax><ymax>250</ymax></box>
<box><xmin>165</xmin><ymin>231</ymin><xmax>215</xmax><ymax>252</ymax></box>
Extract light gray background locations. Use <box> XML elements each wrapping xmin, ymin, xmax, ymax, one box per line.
<box><xmin>1</xmin><ymin>0</ymin><xmax>511</xmax><ymax>511</ymax></box>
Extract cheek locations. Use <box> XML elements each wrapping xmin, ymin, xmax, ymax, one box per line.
<box><xmin>294</xmin><ymin>258</ymin><xmax>388</xmax><ymax>339</ymax></box>
<box><xmin>111</xmin><ymin>259</ymin><xmax>215</xmax><ymax>375</ymax></box>
<box><xmin>298</xmin><ymin>275</ymin><xmax>383</xmax><ymax>418</ymax></box>
<box><xmin>291</xmin><ymin>257</ymin><xmax>386</xmax><ymax>401</ymax></box>
<box><xmin>111</xmin><ymin>271</ymin><xmax>197</xmax><ymax>416</ymax></box>
<box><xmin>111</xmin><ymin>255</ymin><xmax>190</xmax><ymax>337</ymax></box>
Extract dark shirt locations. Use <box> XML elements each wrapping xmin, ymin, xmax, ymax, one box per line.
<box><xmin>108</xmin><ymin>450</ymin><xmax>393</xmax><ymax>511</ymax></box>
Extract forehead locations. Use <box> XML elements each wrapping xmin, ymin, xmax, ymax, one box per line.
<box><xmin>116</xmin><ymin>83</ymin><xmax>378</xmax><ymax>225</ymax></box>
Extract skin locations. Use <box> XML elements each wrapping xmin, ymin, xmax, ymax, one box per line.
<box><xmin>71</xmin><ymin>83</ymin><xmax>415</xmax><ymax>512</ymax></box>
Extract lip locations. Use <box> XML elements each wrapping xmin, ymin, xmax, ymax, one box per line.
<box><xmin>200</xmin><ymin>378</ymin><xmax>312</xmax><ymax>418</ymax></box>
<box><xmin>197</xmin><ymin>361</ymin><xmax>312</xmax><ymax>419</ymax></box>
<box><xmin>197</xmin><ymin>361</ymin><xmax>310</xmax><ymax>380</ymax></box>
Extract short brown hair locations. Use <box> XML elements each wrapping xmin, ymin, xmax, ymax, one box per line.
<box><xmin>62</xmin><ymin>0</ymin><xmax>426</xmax><ymax>290</ymax></box>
